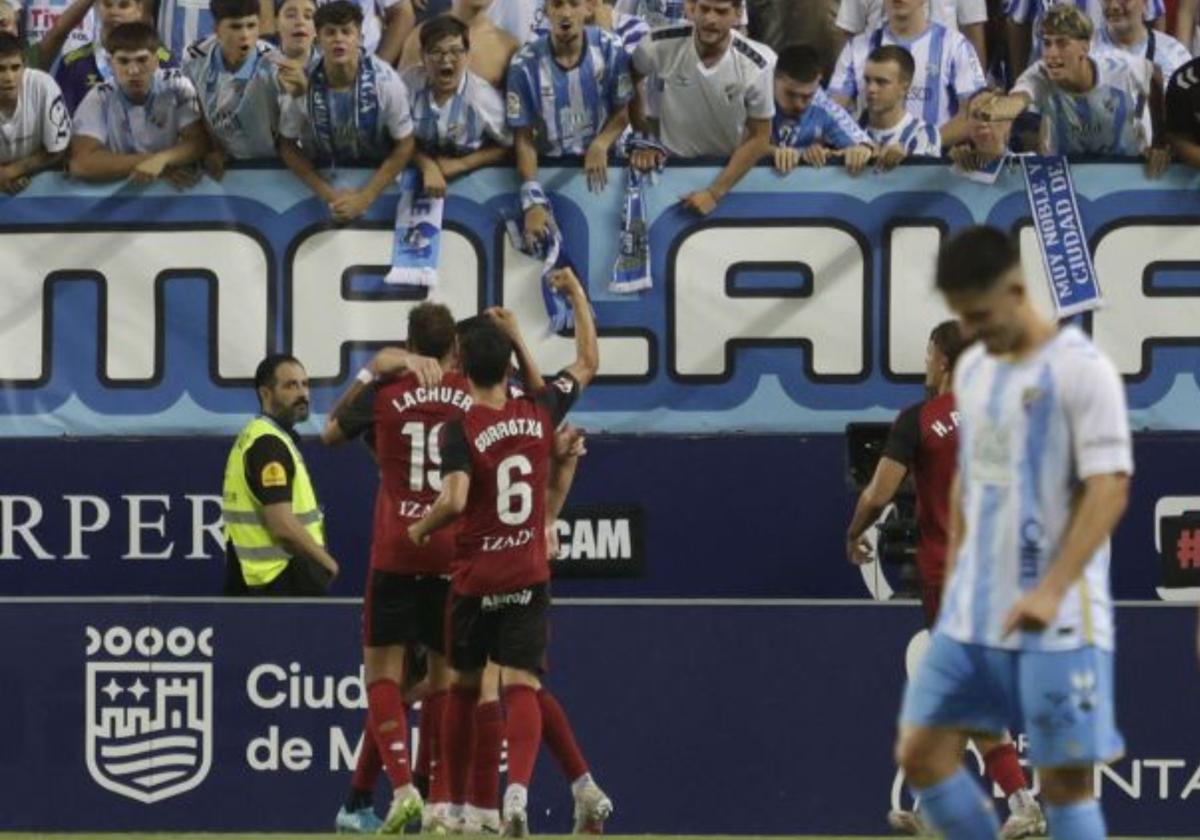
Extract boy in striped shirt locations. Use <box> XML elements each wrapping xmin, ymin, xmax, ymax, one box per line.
<box><xmin>897</xmin><ymin>226</ymin><xmax>1131</xmax><ymax>840</ymax></box>
<box><xmin>861</xmin><ymin>45</ymin><xmax>941</xmax><ymax>168</ymax></box>
<box><xmin>770</xmin><ymin>43</ymin><xmax>872</xmax><ymax>175</ymax></box>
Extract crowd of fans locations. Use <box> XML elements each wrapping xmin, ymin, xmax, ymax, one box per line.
<box><xmin>2</xmin><ymin>0</ymin><xmax>1200</xmax><ymax>208</ymax></box>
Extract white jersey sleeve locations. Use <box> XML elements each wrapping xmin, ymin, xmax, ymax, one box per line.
<box><xmin>745</xmin><ymin>50</ymin><xmax>777</xmax><ymax>120</ymax></box>
<box><xmin>378</xmin><ymin>66</ymin><xmax>414</xmax><ymax>140</ymax></box>
<box><xmin>830</xmin><ymin>38</ymin><xmax>860</xmax><ymax>101</ymax></box>
<box><xmin>166</xmin><ymin>71</ymin><xmax>201</xmax><ymax>129</ymax></box>
<box><xmin>1060</xmin><ymin>347</ymin><xmax>1134</xmax><ymax>479</ymax></box>
<box><xmin>1013</xmin><ymin>62</ymin><xmax>1051</xmax><ymax>111</ymax></box>
<box><xmin>948</xmin><ymin>31</ymin><xmax>986</xmax><ymax>104</ymax></box>
<box><xmin>474</xmin><ymin>76</ymin><xmax>512</xmax><ymax>146</ymax></box>
<box><xmin>278</xmin><ymin>94</ymin><xmax>306</xmax><ymax>140</ymax></box>
<box><xmin>71</xmin><ymin>85</ymin><xmax>109</xmax><ymax>143</ymax></box>
<box><xmin>835</xmin><ymin>0</ymin><xmax>872</xmax><ymax>33</ymax></box>
<box><xmin>631</xmin><ymin>34</ymin><xmax>659</xmax><ymax>77</ymax></box>
<box><xmin>956</xmin><ymin>0</ymin><xmax>988</xmax><ymax>26</ymax></box>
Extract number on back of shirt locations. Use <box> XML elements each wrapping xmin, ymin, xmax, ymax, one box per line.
<box><xmin>401</xmin><ymin>421</ymin><xmax>444</xmax><ymax>492</ymax></box>
<box><xmin>497</xmin><ymin>454</ymin><xmax>533</xmax><ymax>525</ymax></box>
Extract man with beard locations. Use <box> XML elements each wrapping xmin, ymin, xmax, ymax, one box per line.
<box><xmin>221</xmin><ymin>354</ymin><xmax>340</xmax><ymax>596</ymax></box>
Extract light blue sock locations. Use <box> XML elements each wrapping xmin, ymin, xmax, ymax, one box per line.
<box><xmin>1046</xmin><ymin>800</ymin><xmax>1106</xmax><ymax>840</ymax></box>
<box><xmin>913</xmin><ymin>768</ymin><xmax>1001</xmax><ymax>840</ymax></box>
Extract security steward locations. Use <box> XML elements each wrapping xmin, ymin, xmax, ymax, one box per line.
<box><xmin>222</xmin><ymin>354</ymin><xmax>340</xmax><ymax>595</ymax></box>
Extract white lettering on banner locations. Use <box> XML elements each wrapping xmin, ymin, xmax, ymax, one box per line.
<box><xmin>123</xmin><ymin>495</ymin><xmax>174</xmax><ymax>560</ymax></box>
<box><xmin>5</xmin><ymin>222</ymin><xmax>1199</xmax><ymax>389</ymax></box>
<box><xmin>1097</xmin><ymin>759</ymin><xmax>1200</xmax><ymax>800</ymax></box>
<box><xmin>0</xmin><ymin>496</ymin><xmax>53</xmax><ymax>560</ymax></box>
<box><xmin>553</xmin><ymin>517</ymin><xmax>632</xmax><ymax>560</ymax></box>
<box><xmin>496</xmin><ymin>231</ymin><xmax>652</xmax><ymax>378</ymax></box>
<box><xmin>671</xmin><ymin>225</ymin><xmax>866</xmax><ymax>378</ymax></box>
<box><xmin>289</xmin><ymin>229</ymin><xmax>482</xmax><ymax>379</ymax></box>
<box><xmin>246</xmin><ymin>662</ymin><xmax>366</xmax><ymax>710</ymax></box>
<box><xmin>1091</xmin><ymin>225</ymin><xmax>1200</xmax><ymax>377</ymax></box>
<box><xmin>246</xmin><ymin>726</ymin><xmax>313</xmax><ymax>771</ymax></box>
<box><xmin>65</xmin><ymin>495</ymin><xmax>111</xmax><ymax>560</ymax></box>
<box><xmin>185</xmin><ymin>494</ymin><xmax>224</xmax><ymax>560</ymax></box>
<box><xmin>0</xmin><ymin>230</ymin><xmax>269</xmax><ymax>382</ymax></box>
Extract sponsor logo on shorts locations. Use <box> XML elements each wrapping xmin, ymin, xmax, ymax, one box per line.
<box><xmin>481</xmin><ymin>589</ymin><xmax>534</xmax><ymax>611</ymax></box>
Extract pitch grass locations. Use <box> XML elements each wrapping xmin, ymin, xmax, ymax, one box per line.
<box><xmin>3</xmin><ymin>835</ymin><xmax>1199</xmax><ymax>840</ymax></box>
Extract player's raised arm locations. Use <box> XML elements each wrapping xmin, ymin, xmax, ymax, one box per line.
<box><xmin>548</xmin><ymin>268</ymin><xmax>599</xmax><ymax>390</ymax></box>
<box><xmin>486</xmin><ymin>306</ymin><xmax>544</xmax><ymax>392</ymax></box>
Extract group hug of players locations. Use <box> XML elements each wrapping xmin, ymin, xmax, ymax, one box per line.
<box><xmin>319</xmin><ymin>268</ymin><xmax>608</xmax><ymax>836</ymax></box>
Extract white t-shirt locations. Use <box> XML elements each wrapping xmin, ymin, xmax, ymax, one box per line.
<box><xmin>486</xmin><ymin>0</ymin><xmax>544</xmax><ymax>44</ymax></box>
<box><xmin>1094</xmin><ymin>27</ymin><xmax>1193</xmax><ymax>84</ymax></box>
<box><xmin>1014</xmin><ymin>49</ymin><xmax>1153</xmax><ymax>154</ymax></box>
<box><xmin>835</xmin><ymin>0</ymin><xmax>987</xmax><ymax>35</ymax></box>
<box><xmin>0</xmin><ymin>67</ymin><xmax>71</xmax><ymax>163</ymax></box>
<box><xmin>72</xmin><ymin>68</ymin><xmax>201</xmax><ymax>153</ymax></box>
<box><xmin>632</xmin><ymin>24</ymin><xmax>775</xmax><ymax>157</ymax></box>
<box><xmin>831</xmin><ymin>22</ymin><xmax>985</xmax><ymax>125</ymax></box>
<box><xmin>938</xmin><ymin>326</ymin><xmax>1133</xmax><ymax>653</ymax></box>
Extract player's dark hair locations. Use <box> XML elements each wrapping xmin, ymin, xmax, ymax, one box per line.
<box><xmin>105</xmin><ymin>21</ymin><xmax>161</xmax><ymax>54</ymax></box>
<box><xmin>420</xmin><ymin>14</ymin><xmax>469</xmax><ymax>53</ymax></box>
<box><xmin>867</xmin><ymin>44</ymin><xmax>915</xmax><ymax>84</ymax></box>
<box><xmin>212</xmin><ymin>0</ymin><xmax>262</xmax><ymax>22</ymax></box>
<box><xmin>314</xmin><ymin>0</ymin><xmax>362</xmax><ymax>31</ymax></box>
<box><xmin>408</xmin><ymin>302</ymin><xmax>457</xmax><ymax>360</ymax></box>
<box><xmin>0</xmin><ymin>33</ymin><xmax>26</xmax><ymax>61</ymax></box>
<box><xmin>935</xmin><ymin>226</ymin><xmax>1021</xmax><ymax>295</ymax></box>
<box><xmin>254</xmin><ymin>353</ymin><xmax>303</xmax><ymax>398</ymax></box>
<box><xmin>459</xmin><ymin>321</ymin><xmax>513</xmax><ymax>388</ymax></box>
<box><xmin>929</xmin><ymin>320</ymin><xmax>969</xmax><ymax>371</ymax></box>
<box><xmin>775</xmin><ymin>44</ymin><xmax>822</xmax><ymax>84</ymax></box>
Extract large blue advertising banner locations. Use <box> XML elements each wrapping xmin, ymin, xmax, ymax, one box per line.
<box><xmin>4</xmin><ymin>163</ymin><xmax>1200</xmax><ymax>436</ymax></box>
<box><xmin>1</xmin><ymin>433</ymin><xmax>1197</xmax><ymax>600</ymax></box>
<box><xmin>1</xmin><ymin>600</ymin><xmax>1196</xmax><ymax>835</ymax></box>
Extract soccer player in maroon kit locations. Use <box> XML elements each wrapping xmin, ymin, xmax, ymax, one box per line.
<box><xmin>322</xmin><ymin>303</ymin><xmax>466</xmax><ymax>833</ymax></box>
<box><xmin>409</xmin><ymin>267</ymin><xmax>599</xmax><ymax>837</ymax></box>
<box><xmin>845</xmin><ymin>320</ymin><xmax>1045</xmax><ymax>839</ymax></box>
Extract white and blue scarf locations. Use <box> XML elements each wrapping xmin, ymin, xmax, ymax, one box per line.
<box><xmin>386</xmin><ymin>169</ymin><xmax>444</xmax><ymax>288</ymax></box>
<box><xmin>307</xmin><ymin>51</ymin><xmax>379</xmax><ymax>165</ymax></box>
<box><xmin>506</xmin><ymin>193</ymin><xmax>588</xmax><ymax>335</ymax></box>
<box><xmin>610</xmin><ymin>134</ymin><xmax>666</xmax><ymax>294</ymax></box>
<box><xmin>1022</xmin><ymin>155</ymin><xmax>1102</xmax><ymax>317</ymax></box>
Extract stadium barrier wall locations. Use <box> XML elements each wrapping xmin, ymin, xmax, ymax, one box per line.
<box><xmin>0</xmin><ymin>599</ymin><xmax>1196</xmax><ymax>834</ymax></box>
<box><xmin>3</xmin><ymin>163</ymin><xmax>1200</xmax><ymax>436</ymax></box>
<box><xmin>0</xmin><ymin>433</ymin><xmax>1198</xmax><ymax>599</ymax></box>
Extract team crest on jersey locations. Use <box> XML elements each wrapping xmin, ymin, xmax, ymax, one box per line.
<box><xmin>85</xmin><ymin>625</ymin><xmax>214</xmax><ymax>803</ymax></box>
<box><xmin>1021</xmin><ymin>386</ymin><xmax>1044</xmax><ymax>408</ymax></box>
<box><xmin>506</xmin><ymin>90</ymin><xmax>521</xmax><ymax>121</ymax></box>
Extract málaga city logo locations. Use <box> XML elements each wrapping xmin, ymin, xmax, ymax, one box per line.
<box><xmin>84</xmin><ymin>625</ymin><xmax>214</xmax><ymax>803</ymax></box>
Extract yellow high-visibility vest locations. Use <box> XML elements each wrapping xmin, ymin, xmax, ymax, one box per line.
<box><xmin>222</xmin><ymin>416</ymin><xmax>325</xmax><ymax>587</ymax></box>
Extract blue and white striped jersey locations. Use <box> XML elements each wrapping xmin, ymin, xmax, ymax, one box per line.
<box><xmin>1013</xmin><ymin>49</ymin><xmax>1153</xmax><ymax>154</ymax></box>
<box><xmin>157</xmin><ymin>0</ymin><xmax>215</xmax><ymax>61</ymax></box>
<box><xmin>532</xmin><ymin>12</ymin><xmax>650</xmax><ymax>55</ymax></box>
<box><xmin>864</xmin><ymin>110</ymin><xmax>942</xmax><ymax>154</ymax></box>
<box><xmin>1094</xmin><ymin>27</ymin><xmax>1192</xmax><ymax>82</ymax></box>
<box><xmin>403</xmin><ymin>66</ymin><xmax>510</xmax><ymax>155</ymax></box>
<box><xmin>72</xmin><ymin>67</ymin><xmax>201</xmax><ymax>153</ymax></box>
<box><xmin>938</xmin><ymin>326</ymin><xmax>1132</xmax><ymax>653</ymax></box>
<box><xmin>506</xmin><ymin>26</ymin><xmax>633</xmax><ymax>156</ymax></box>
<box><xmin>1007</xmin><ymin>0</ymin><xmax>1166</xmax><ymax>61</ymax></box>
<box><xmin>830</xmin><ymin>22</ymin><xmax>985</xmax><ymax>125</ymax></box>
<box><xmin>772</xmin><ymin>88</ymin><xmax>870</xmax><ymax>149</ymax></box>
<box><xmin>184</xmin><ymin>37</ymin><xmax>282</xmax><ymax>159</ymax></box>
<box><xmin>613</xmin><ymin>0</ymin><xmax>747</xmax><ymax>28</ymax></box>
